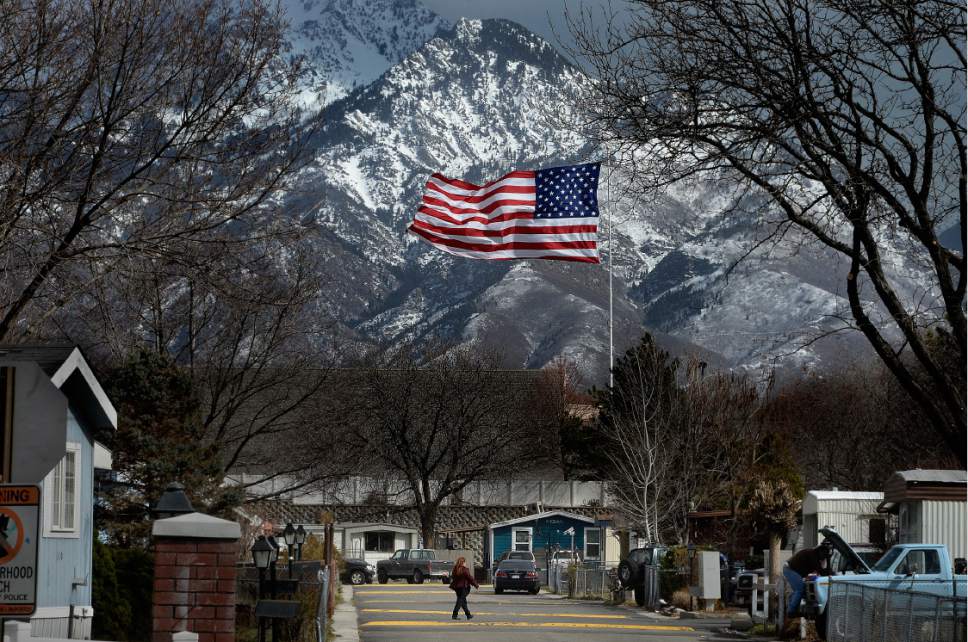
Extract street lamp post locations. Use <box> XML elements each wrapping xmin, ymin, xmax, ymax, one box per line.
<box><xmin>295</xmin><ymin>525</ymin><xmax>307</xmax><ymax>561</ymax></box>
<box><xmin>283</xmin><ymin>523</ymin><xmax>296</xmax><ymax>579</ymax></box>
<box><xmin>251</xmin><ymin>537</ymin><xmax>272</xmax><ymax>642</ymax></box>
<box><xmin>267</xmin><ymin>536</ymin><xmax>280</xmax><ymax>642</ymax></box>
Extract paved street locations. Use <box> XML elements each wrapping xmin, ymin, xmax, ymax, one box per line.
<box><xmin>354</xmin><ymin>582</ymin><xmax>738</xmax><ymax>641</ymax></box>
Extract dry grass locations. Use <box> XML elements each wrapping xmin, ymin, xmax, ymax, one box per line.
<box><xmin>672</xmin><ymin>588</ymin><xmax>693</xmax><ymax>610</ymax></box>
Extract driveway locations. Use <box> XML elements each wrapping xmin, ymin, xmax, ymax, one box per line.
<box><xmin>354</xmin><ymin>582</ymin><xmax>739</xmax><ymax>641</ymax></box>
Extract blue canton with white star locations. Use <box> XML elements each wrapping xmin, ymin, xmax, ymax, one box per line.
<box><xmin>534</xmin><ymin>163</ymin><xmax>601</xmax><ymax>218</ymax></box>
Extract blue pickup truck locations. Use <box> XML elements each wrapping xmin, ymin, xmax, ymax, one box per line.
<box><xmin>803</xmin><ymin>528</ymin><xmax>967</xmax><ymax>639</ymax></box>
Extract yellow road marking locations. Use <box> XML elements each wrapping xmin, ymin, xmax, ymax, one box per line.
<box><xmin>356</xmin><ymin>590</ymin><xmax>453</xmax><ymax>595</ymax></box>
<box><xmin>357</xmin><ymin>584</ymin><xmax>453</xmax><ymax>588</ymax></box>
<box><xmin>361</xmin><ymin>620</ymin><xmax>694</xmax><ymax>631</ymax></box>
<box><xmin>357</xmin><ymin>599</ymin><xmax>580</xmax><ymax>607</ymax></box>
<box><xmin>361</xmin><ymin>608</ymin><xmax>627</xmax><ymax>619</ymax></box>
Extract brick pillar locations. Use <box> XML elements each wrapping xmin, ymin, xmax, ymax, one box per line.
<box><xmin>151</xmin><ymin>512</ymin><xmax>241</xmax><ymax>642</ymax></box>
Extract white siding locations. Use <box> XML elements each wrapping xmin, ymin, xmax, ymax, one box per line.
<box><xmin>921</xmin><ymin>500</ymin><xmax>967</xmax><ymax>561</ymax></box>
<box><xmin>802</xmin><ymin>496</ymin><xmax>885</xmax><ymax>546</ymax></box>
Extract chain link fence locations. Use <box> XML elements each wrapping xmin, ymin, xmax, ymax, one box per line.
<box><xmin>549</xmin><ymin>565</ymin><xmax>621</xmax><ymax>599</ymax></box>
<box><xmin>825</xmin><ymin>580</ymin><xmax>967</xmax><ymax>642</ymax></box>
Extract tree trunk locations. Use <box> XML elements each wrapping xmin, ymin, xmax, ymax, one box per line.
<box><xmin>418</xmin><ymin>505</ymin><xmax>437</xmax><ymax>549</ymax></box>
<box><xmin>768</xmin><ymin>531</ymin><xmax>782</xmax><ymax>586</ymax></box>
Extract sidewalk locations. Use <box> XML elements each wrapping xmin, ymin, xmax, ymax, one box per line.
<box><xmin>332</xmin><ymin>583</ymin><xmax>360</xmax><ymax>642</ymax></box>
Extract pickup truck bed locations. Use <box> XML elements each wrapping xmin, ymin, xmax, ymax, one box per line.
<box><xmin>376</xmin><ymin>549</ymin><xmax>453</xmax><ymax>584</ymax></box>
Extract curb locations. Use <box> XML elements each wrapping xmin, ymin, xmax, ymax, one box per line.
<box><xmin>332</xmin><ymin>583</ymin><xmax>360</xmax><ymax>642</ymax></box>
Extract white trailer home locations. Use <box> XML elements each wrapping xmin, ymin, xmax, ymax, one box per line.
<box><xmin>877</xmin><ymin>469</ymin><xmax>967</xmax><ymax>561</ymax></box>
<box><xmin>802</xmin><ymin>490</ymin><xmax>890</xmax><ymax>548</ymax></box>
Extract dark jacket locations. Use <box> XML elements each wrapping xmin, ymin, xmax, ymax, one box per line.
<box><xmin>788</xmin><ymin>546</ymin><xmax>830</xmax><ymax>577</ymax></box>
<box><xmin>450</xmin><ymin>565</ymin><xmax>479</xmax><ymax>590</ymax></box>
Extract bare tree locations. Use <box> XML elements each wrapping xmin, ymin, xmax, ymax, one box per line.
<box><xmin>0</xmin><ymin>0</ymin><xmax>315</xmax><ymax>340</ymax></box>
<box><xmin>340</xmin><ymin>343</ymin><xmax>542</xmax><ymax>546</ymax></box>
<box><xmin>598</xmin><ymin>336</ymin><xmax>683</xmax><ymax>543</ymax></box>
<box><xmin>65</xmin><ymin>239</ymin><xmax>358</xmax><ymax>501</ymax></box>
<box><xmin>598</xmin><ymin>336</ymin><xmax>764</xmax><ymax>544</ymax></box>
<box><xmin>570</xmin><ymin>0</ymin><xmax>966</xmax><ymax>463</ymax></box>
<box><xmin>766</xmin><ymin>360</ymin><xmax>956</xmax><ymax>490</ymax></box>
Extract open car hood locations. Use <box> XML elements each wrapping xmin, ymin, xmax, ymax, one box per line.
<box><xmin>820</xmin><ymin>527</ymin><xmax>872</xmax><ymax>574</ymax></box>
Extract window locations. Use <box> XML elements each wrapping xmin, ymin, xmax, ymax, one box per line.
<box><xmin>512</xmin><ymin>527</ymin><xmax>532</xmax><ymax>552</ymax></box>
<box><xmin>584</xmin><ymin>528</ymin><xmax>601</xmax><ymax>560</ymax></box>
<box><xmin>44</xmin><ymin>443</ymin><xmax>81</xmax><ymax>537</ymax></box>
<box><xmin>364</xmin><ymin>531</ymin><xmax>395</xmax><ymax>552</ymax></box>
<box><xmin>898</xmin><ymin>549</ymin><xmax>942</xmax><ymax>575</ymax></box>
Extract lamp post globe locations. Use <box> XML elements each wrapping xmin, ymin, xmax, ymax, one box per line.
<box><xmin>295</xmin><ymin>525</ymin><xmax>307</xmax><ymax>545</ymax></box>
<box><xmin>283</xmin><ymin>523</ymin><xmax>296</xmax><ymax>547</ymax></box>
<box><xmin>251</xmin><ymin>536</ymin><xmax>272</xmax><ymax>570</ymax></box>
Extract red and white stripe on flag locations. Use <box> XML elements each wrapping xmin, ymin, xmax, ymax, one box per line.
<box><xmin>408</xmin><ymin>169</ymin><xmax>600</xmax><ymax>263</ymax></box>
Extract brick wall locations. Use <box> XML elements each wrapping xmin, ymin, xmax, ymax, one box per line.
<box><xmin>152</xmin><ymin>538</ymin><xmax>237</xmax><ymax>642</ymax></box>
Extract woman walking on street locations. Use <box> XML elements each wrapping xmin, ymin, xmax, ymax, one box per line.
<box><xmin>449</xmin><ymin>556</ymin><xmax>479</xmax><ymax>620</ymax></box>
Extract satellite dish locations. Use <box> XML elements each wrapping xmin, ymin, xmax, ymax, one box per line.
<box><xmin>564</xmin><ymin>527</ymin><xmax>575</xmax><ymax>536</ymax></box>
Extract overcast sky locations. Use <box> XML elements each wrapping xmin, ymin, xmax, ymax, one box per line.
<box><xmin>421</xmin><ymin>0</ymin><xmax>627</xmax><ymax>60</ymax></box>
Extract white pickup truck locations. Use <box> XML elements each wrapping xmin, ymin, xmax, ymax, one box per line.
<box><xmin>803</xmin><ymin>528</ymin><xmax>967</xmax><ymax>639</ymax></box>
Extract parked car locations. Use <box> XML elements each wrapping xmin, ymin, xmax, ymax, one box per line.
<box><xmin>550</xmin><ymin>549</ymin><xmax>583</xmax><ymax>568</ymax></box>
<box><xmin>376</xmin><ymin>549</ymin><xmax>453</xmax><ymax>584</ymax></box>
<box><xmin>341</xmin><ymin>558</ymin><xmax>375</xmax><ymax>585</ymax></box>
<box><xmin>617</xmin><ymin>545</ymin><xmax>667</xmax><ymax>606</ymax></box>
<box><xmin>495</xmin><ymin>550</ymin><xmax>536</xmax><ymax>566</ymax></box>
<box><xmin>803</xmin><ymin>528</ymin><xmax>967</xmax><ymax>640</ymax></box>
<box><xmin>494</xmin><ymin>559</ymin><xmax>540</xmax><ymax>594</ymax></box>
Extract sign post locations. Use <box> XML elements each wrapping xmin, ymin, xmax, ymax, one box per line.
<box><xmin>0</xmin><ymin>485</ymin><xmax>39</xmax><ymax>617</ymax></box>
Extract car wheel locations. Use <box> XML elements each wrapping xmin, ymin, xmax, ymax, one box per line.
<box><xmin>495</xmin><ymin>586</ymin><xmax>503</xmax><ymax>594</ymax></box>
<box><xmin>350</xmin><ymin>570</ymin><xmax>366</xmax><ymax>585</ymax></box>
<box><xmin>377</xmin><ymin>570</ymin><xmax>388</xmax><ymax>584</ymax></box>
<box><xmin>414</xmin><ymin>569</ymin><xmax>424</xmax><ymax>584</ymax></box>
<box><xmin>530</xmin><ymin>586</ymin><xmax>540</xmax><ymax>595</ymax></box>
<box><xmin>617</xmin><ymin>560</ymin><xmax>638</xmax><ymax>588</ymax></box>
<box><xmin>634</xmin><ymin>585</ymin><xmax>646</xmax><ymax>607</ymax></box>
<box><xmin>441</xmin><ymin>577</ymin><xmax>449</xmax><ymax>584</ymax></box>
<box><xmin>406</xmin><ymin>576</ymin><xmax>414</xmax><ymax>584</ymax></box>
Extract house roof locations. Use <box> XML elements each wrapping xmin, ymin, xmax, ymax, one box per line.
<box><xmin>335</xmin><ymin>522</ymin><xmax>419</xmax><ymax>533</ymax></box>
<box><xmin>488</xmin><ymin>510</ymin><xmax>596</xmax><ymax>529</ymax></box>
<box><xmin>803</xmin><ymin>491</ymin><xmax>883</xmax><ymax>515</ymax></box>
<box><xmin>893</xmin><ymin>469</ymin><xmax>967</xmax><ymax>484</ymax></box>
<box><xmin>0</xmin><ymin>344</ymin><xmax>117</xmax><ymax>430</ymax></box>
<box><xmin>880</xmin><ymin>469</ymin><xmax>967</xmax><ymax>511</ymax></box>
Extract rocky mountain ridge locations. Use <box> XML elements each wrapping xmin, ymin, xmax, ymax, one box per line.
<box><xmin>282</xmin><ymin>1</ymin><xmax>922</xmax><ymax>383</ymax></box>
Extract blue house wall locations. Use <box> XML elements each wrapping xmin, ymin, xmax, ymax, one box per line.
<box><xmin>491</xmin><ymin>514</ymin><xmax>595</xmax><ymax>565</ymax></box>
<box><xmin>36</xmin><ymin>408</ymin><xmax>94</xmax><ymax>609</ymax></box>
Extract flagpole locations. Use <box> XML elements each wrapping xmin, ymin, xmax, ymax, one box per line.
<box><xmin>607</xmin><ymin>163</ymin><xmax>613</xmax><ymax>389</ymax></box>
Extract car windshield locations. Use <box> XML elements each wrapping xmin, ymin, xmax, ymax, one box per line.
<box><xmin>508</xmin><ymin>552</ymin><xmax>533</xmax><ymax>560</ymax></box>
<box><xmin>872</xmin><ymin>547</ymin><xmax>905</xmax><ymax>573</ymax></box>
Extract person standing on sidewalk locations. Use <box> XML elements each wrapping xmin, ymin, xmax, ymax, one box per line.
<box><xmin>449</xmin><ymin>557</ymin><xmax>479</xmax><ymax>620</ymax></box>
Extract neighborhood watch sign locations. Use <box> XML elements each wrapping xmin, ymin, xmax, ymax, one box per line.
<box><xmin>0</xmin><ymin>485</ymin><xmax>39</xmax><ymax>616</ymax></box>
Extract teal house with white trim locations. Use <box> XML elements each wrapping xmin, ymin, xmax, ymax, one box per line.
<box><xmin>0</xmin><ymin>345</ymin><xmax>116</xmax><ymax>638</ymax></box>
<box><xmin>487</xmin><ymin>510</ymin><xmax>617</xmax><ymax>568</ymax></box>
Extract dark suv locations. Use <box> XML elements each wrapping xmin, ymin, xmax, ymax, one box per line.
<box><xmin>617</xmin><ymin>546</ymin><xmax>667</xmax><ymax>606</ymax></box>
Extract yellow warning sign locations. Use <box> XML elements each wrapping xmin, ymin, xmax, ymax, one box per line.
<box><xmin>0</xmin><ymin>485</ymin><xmax>38</xmax><ymax>616</ymax></box>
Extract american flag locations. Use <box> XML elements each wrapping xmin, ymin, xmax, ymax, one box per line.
<box><xmin>409</xmin><ymin>162</ymin><xmax>601</xmax><ymax>263</ymax></box>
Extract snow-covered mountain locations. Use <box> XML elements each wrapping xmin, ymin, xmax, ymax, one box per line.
<box><xmin>281</xmin><ymin>2</ymin><xmax>921</xmax><ymax>383</ymax></box>
<box><xmin>284</xmin><ymin>0</ymin><xmax>450</xmax><ymax>108</ymax></box>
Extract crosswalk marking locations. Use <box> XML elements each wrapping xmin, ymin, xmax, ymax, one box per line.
<box><xmin>361</xmin><ymin>608</ymin><xmax>628</xmax><ymax>619</ymax></box>
<box><xmin>360</xmin><ymin>620</ymin><xmax>695</xmax><ymax>631</ymax></box>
